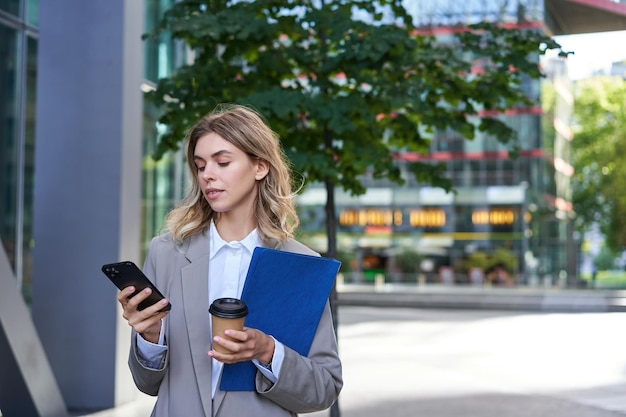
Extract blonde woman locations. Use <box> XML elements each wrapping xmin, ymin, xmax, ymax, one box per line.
<box><xmin>117</xmin><ymin>104</ymin><xmax>342</xmax><ymax>416</ymax></box>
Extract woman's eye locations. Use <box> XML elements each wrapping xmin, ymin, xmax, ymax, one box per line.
<box><xmin>196</xmin><ymin>165</ymin><xmax>205</xmax><ymax>172</ymax></box>
<box><xmin>217</xmin><ymin>162</ymin><xmax>230</xmax><ymax>167</ymax></box>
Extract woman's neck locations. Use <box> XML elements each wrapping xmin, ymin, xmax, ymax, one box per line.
<box><xmin>214</xmin><ymin>215</ymin><xmax>256</xmax><ymax>242</ymax></box>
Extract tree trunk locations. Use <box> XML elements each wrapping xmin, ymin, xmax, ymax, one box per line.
<box><xmin>325</xmin><ymin>177</ymin><xmax>340</xmax><ymax>417</ymax></box>
<box><xmin>324</xmin><ymin>126</ymin><xmax>340</xmax><ymax>417</ymax></box>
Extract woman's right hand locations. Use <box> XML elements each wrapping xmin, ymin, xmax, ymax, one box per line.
<box><xmin>117</xmin><ymin>286</ymin><xmax>170</xmax><ymax>344</ymax></box>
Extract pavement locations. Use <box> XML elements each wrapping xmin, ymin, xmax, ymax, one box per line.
<box><xmin>311</xmin><ymin>305</ymin><xmax>626</xmax><ymax>417</ymax></box>
<box><xmin>74</xmin><ymin>285</ymin><xmax>626</xmax><ymax>417</ymax></box>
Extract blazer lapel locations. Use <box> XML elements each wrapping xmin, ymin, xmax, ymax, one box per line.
<box><xmin>212</xmin><ymin>376</ymin><xmax>228</xmax><ymax>416</ymax></box>
<box><xmin>180</xmin><ymin>232</ymin><xmax>213</xmax><ymax>416</ymax></box>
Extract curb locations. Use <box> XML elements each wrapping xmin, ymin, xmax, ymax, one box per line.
<box><xmin>336</xmin><ymin>286</ymin><xmax>626</xmax><ymax>312</ymax></box>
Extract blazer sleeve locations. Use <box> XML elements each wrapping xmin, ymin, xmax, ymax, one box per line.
<box><xmin>255</xmin><ymin>301</ymin><xmax>343</xmax><ymax>413</ymax></box>
<box><xmin>127</xmin><ymin>237</ymin><xmax>170</xmax><ymax>396</ymax></box>
<box><xmin>128</xmin><ymin>330</ymin><xmax>169</xmax><ymax>396</ymax></box>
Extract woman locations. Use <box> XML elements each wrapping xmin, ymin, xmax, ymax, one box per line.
<box><xmin>117</xmin><ymin>104</ymin><xmax>342</xmax><ymax>416</ymax></box>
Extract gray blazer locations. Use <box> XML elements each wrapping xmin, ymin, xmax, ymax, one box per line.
<box><xmin>128</xmin><ymin>229</ymin><xmax>343</xmax><ymax>417</ymax></box>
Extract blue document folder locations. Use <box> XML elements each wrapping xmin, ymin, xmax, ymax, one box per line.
<box><xmin>220</xmin><ymin>247</ymin><xmax>341</xmax><ymax>391</ymax></box>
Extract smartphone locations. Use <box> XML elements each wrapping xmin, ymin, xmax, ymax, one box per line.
<box><xmin>101</xmin><ymin>261</ymin><xmax>171</xmax><ymax>312</ymax></box>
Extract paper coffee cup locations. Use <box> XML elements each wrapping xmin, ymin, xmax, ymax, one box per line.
<box><xmin>209</xmin><ymin>297</ymin><xmax>248</xmax><ymax>354</ymax></box>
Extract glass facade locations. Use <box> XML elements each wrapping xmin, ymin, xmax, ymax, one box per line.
<box><xmin>407</xmin><ymin>0</ymin><xmax>545</xmax><ymax>27</ymax></box>
<box><xmin>141</xmin><ymin>0</ymin><xmax>187</xmax><ymax>258</ymax></box>
<box><xmin>0</xmin><ymin>0</ymin><xmax>38</xmax><ymax>300</ymax></box>
<box><xmin>296</xmin><ymin>0</ymin><xmax>574</xmax><ymax>288</ymax></box>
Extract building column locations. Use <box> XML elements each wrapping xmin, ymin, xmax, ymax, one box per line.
<box><xmin>32</xmin><ymin>0</ymin><xmax>144</xmax><ymax>411</ymax></box>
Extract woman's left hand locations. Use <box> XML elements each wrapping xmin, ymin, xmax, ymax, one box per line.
<box><xmin>208</xmin><ymin>327</ymin><xmax>274</xmax><ymax>365</ymax></box>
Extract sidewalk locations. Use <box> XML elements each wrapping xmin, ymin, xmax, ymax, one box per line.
<box><xmin>79</xmin><ymin>305</ymin><xmax>626</xmax><ymax>417</ymax></box>
<box><xmin>311</xmin><ymin>306</ymin><xmax>626</xmax><ymax>417</ymax></box>
<box><xmin>70</xmin><ymin>284</ymin><xmax>626</xmax><ymax>417</ymax></box>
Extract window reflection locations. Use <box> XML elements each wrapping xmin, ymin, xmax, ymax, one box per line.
<box><xmin>0</xmin><ymin>25</ymin><xmax>19</xmax><ymax>274</ymax></box>
<box><xmin>21</xmin><ymin>36</ymin><xmax>37</xmax><ymax>302</ymax></box>
<box><xmin>0</xmin><ymin>5</ymin><xmax>38</xmax><ymax>300</ymax></box>
<box><xmin>27</xmin><ymin>0</ymin><xmax>39</xmax><ymax>27</ymax></box>
<box><xmin>0</xmin><ymin>0</ymin><xmax>20</xmax><ymax>16</ymax></box>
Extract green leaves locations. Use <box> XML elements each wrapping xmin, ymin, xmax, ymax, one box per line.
<box><xmin>571</xmin><ymin>76</ymin><xmax>626</xmax><ymax>250</ymax></box>
<box><xmin>145</xmin><ymin>0</ymin><xmax>564</xmax><ymax>197</ymax></box>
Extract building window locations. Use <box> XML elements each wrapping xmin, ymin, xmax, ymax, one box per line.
<box><xmin>0</xmin><ymin>0</ymin><xmax>20</xmax><ymax>16</ymax></box>
<box><xmin>0</xmin><ymin>1</ymin><xmax>38</xmax><ymax>300</ymax></box>
<box><xmin>0</xmin><ymin>24</ymin><xmax>19</xmax><ymax>273</ymax></box>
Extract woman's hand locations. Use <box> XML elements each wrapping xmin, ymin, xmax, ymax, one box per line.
<box><xmin>117</xmin><ymin>286</ymin><xmax>170</xmax><ymax>344</ymax></box>
<box><xmin>208</xmin><ymin>327</ymin><xmax>274</xmax><ymax>365</ymax></box>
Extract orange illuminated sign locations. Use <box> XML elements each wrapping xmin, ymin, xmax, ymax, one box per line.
<box><xmin>471</xmin><ymin>209</ymin><xmax>516</xmax><ymax>225</ymax></box>
<box><xmin>339</xmin><ymin>208</ymin><xmax>446</xmax><ymax>228</ymax></box>
<box><xmin>339</xmin><ymin>209</ymin><xmax>398</xmax><ymax>227</ymax></box>
<box><xmin>408</xmin><ymin>209</ymin><xmax>446</xmax><ymax>227</ymax></box>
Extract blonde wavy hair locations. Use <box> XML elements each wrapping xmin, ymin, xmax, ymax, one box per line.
<box><xmin>163</xmin><ymin>104</ymin><xmax>300</xmax><ymax>247</ymax></box>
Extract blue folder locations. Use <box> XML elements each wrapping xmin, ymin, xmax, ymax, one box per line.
<box><xmin>219</xmin><ymin>247</ymin><xmax>341</xmax><ymax>391</ymax></box>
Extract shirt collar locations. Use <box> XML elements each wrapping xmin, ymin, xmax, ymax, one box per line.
<box><xmin>209</xmin><ymin>221</ymin><xmax>260</xmax><ymax>259</ymax></box>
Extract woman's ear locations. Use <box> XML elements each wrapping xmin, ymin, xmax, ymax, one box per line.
<box><xmin>255</xmin><ymin>159</ymin><xmax>270</xmax><ymax>180</ymax></box>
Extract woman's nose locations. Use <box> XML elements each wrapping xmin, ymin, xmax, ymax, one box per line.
<box><xmin>201</xmin><ymin>166</ymin><xmax>215</xmax><ymax>182</ymax></box>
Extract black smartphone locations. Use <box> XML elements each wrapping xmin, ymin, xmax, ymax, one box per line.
<box><xmin>101</xmin><ymin>261</ymin><xmax>171</xmax><ymax>312</ymax></box>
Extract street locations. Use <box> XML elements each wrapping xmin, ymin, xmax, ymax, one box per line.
<box><xmin>313</xmin><ymin>306</ymin><xmax>626</xmax><ymax>417</ymax></box>
<box><xmin>82</xmin><ymin>306</ymin><xmax>626</xmax><ymax>417</ymax></box>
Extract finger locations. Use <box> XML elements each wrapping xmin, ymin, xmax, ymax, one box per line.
<box><xmin>223</xmin><ymin>329</ymin><xmax>248</xmax><ymax>343</ymax></box>
<box><xmin>123</xmin><ymin>297</ymin><xmax>168</xmax><ymax>325</ymax></box>
<box><xmin>137</xmin><ymin>297</ymin><xmax>170</xmax><ymax>316</ymax></box>
<box><xmin>212</xmin><ymin>335</ymin><xmax>242</xmax><ymax>354</ymax></box>
<box><xmin>208</xmin><ymin>349</ymin><xmax>232</xmax><ymax>363</ymax></box>
<box><xmin>209</xmin><ymin>345</ymin><xmax>242</xmax><ymax>365</ymax></box>
<box><xmin>117</xmin><ymin>286</ymin><xmax>136</xmax><ymax>303</ymax></box>
<box><xmin>130</xmin><ymin>311</ymin><xmax>167</xmax><ymax>332</ymax></box>
<box><xmin>133</xmin><ymin>292</ymin><xmax>170</xmax><ymax>315</ymax></box>
<box><xmin>126</xmin><ymin>287</ymin><xmax>157</xmax><ymax>310</ymax></box>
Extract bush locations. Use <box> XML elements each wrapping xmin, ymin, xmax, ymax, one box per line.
<box><xmin>395</xmin><ymin>249</ymin><xmax>422</xmax><ymax>274</ymax></box>
<box><xmin>463</xmin><ymin>248</ymin><xmax>517</xmax><ymax>275</ymax></box>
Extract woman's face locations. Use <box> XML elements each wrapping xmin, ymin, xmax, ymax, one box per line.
<box><xmin>193</xmin><ymin>132</ymin><xmax>268</xmax><ymax>218</ymax></box>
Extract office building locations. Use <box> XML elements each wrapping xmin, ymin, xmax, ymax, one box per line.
<box><xmin>297</xmin><ymin>0</ymin><xmax>625</xmax><ymax>287</ymax></box>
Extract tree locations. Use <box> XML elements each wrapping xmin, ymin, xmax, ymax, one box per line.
<box><xmin>145</xmin><ymin>0</ymin><xmax>566</xmax><ymax>256</ymax></box>
<box><xmin>595</xmin><ymin>244</ymin><xmax>619</xmax><ymax>271</ymax></box>
<box><xmin>144</xmin><ymin>3</ymin><xmax>566</xmax><ymax>413</ymax></box>
<box><xmin>571</xmin><ymin>76</ymin><xmax>626</xmax><ymax>251</ymax></box>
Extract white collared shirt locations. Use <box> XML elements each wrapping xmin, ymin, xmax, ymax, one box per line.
<box><xmin>136</xmin><ymin>221</ymin><xmax>284</xmax><ymax>398</ymax></box>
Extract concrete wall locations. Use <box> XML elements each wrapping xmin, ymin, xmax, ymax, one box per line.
<box><xmin>32</xmin><ymin>0</ymin><xmax>144</xmax><ymax>411</ymax></box>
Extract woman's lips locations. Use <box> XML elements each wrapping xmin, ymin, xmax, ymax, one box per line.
<box><xmin>205</xmin><ymin>189</ymin><xmax>223</xmax><ymax>199</ymax></box>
